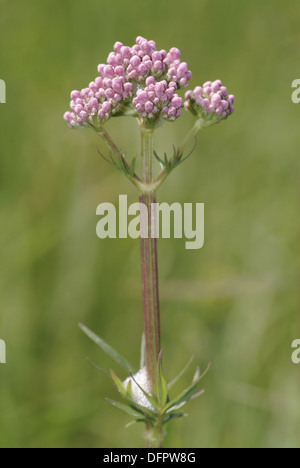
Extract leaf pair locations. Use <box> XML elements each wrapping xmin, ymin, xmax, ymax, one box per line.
<box><xmin>97</xmin><ymin>147</ymin><xmax>138</xmax><ymax>181</ymax></box>
<box><xmin>153</xmin><ymin>140</ymin><xmax>197</xmax><ymax>174</ymax></box>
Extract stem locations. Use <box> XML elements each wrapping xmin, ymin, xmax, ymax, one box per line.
<box><xmin>144</xmin><ymin>420</ymin><xmax>165</xmax><ymax>448</ymax></box>
<box><xmin>139</xmin><ymin>127</ymin><xmax>161</xmax><ymax>393</ymax></box>
<box><xmin>178</xmin><ymin>118</ymin><xmax>203</xmax><ymax>155</ymax></box>
<box><xmin>96</xmin><ymin>126</ymin><xmax>123</xmax><ymax>158</ymax></box>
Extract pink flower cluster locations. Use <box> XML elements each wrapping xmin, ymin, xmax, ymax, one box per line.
<box><xmin>64</xmin><ymin>76</ymin><xmax>133</xmax><ymax>128</ymax></box>
<box><xmin>106</xmin><ymin>37</ymin><xmax>191</xmax><ymax>87</ymax></box>
<box><xmin>185</xmin><ymin>80</ymin><xmax>235</xmax><ymax>122</ymax></box>
<box><xmin>64</xmin><ymin>37</ymin><xmax>191</xmax><ymax>128</ymax></box>
<box><xmin>133</xmin><ymin>77</ymin><xmax>182</xmax><ymax>121</ymax></box>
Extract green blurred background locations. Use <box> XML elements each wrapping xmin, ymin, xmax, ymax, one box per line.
<box><xmin>0</xmin><ymin>0</ymin><xmax>299</xmax><ymax>448</ymax></box>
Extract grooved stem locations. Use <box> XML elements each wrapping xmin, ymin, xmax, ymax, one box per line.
<box><xmin>139</xmin><ymin>128</ymin><xmax>161</xmax><ymax>393</ymax></box>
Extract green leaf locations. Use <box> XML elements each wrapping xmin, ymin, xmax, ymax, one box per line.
<box><xmin>125</xmin><ymin>419</ymin><xmax>146</xmax><ymax>429</ymax></box>
<box><xmin>168</xmin><ymin>355</ymin><xmax>194</xmax><ymax>390</ymax></box>
<box><xmin>118</xmin><ymin>392</ymin><xmax>157</xmax><ymax>420</ymax></box>
<box><xmin>166</xmin><ymin>401</ymin><xmax>187</xmax><ymax>413</ymax></box>
<box><xmin>111</xmin><ymin>381</ymin><xmax>158</xmax><ymax>420</ymax></box>
<box><xmin>157</xmin><ymin>351</ymin><xmax>168</xmax><ymax>407</ymax></box>
<box><xmin>110</xmin><ymin>369</ymin><xmax>126</xmax><ymax>395</ymax></box>
<box><xmin>190</xmin><ymin>390</ymin><xmax>205</xmax><ymax>400</ymax></box>
<box><xmin>165</xmin><ymin>363</ymin><xmax>210</xmax><ymax>411</ymax></box>
<box><xmin>79</xmin><ymin>323</ymin><xmax>136</xmax><ymax>374</ymax></box>
<box><xmin>105</xmin><ymin>399</ymin><xmax>142</xmax><ymax>418</ymax></box>
<box><xmin>153</xmin><ymin>150</ymin><xmax>164</xmax><ymax>166</ymax></box>
<box><xmin>163</xmin><ymin>411</ymin><xmax>187</xmax><ymax>425</ymax></box>
<box><xmin>164</xmin><ymin>153</ymin><xmax>170</xmax><ymax>169</ymax></box>
<box><xmin>125</xmin><ymin>378</ymin><xmax>132</xmax><ymax>399</ymax></box>
<box><xmin>193</xmin><ymin>366</ymin><xmax>201</xmax><ymax>382</ymax></box>
<box><xmin>86</xmin><ymin>358</ymin><xmax>109</xmax><ymax>376</ymax></box>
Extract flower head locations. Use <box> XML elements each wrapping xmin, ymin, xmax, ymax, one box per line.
<box><xmin>184</xmin><ymin>80</ymin><xmax>235</xmax><ymax>125</ymax></box>
<box><xmin>133</xmin><ymin>77</ymin><xmax>182</xmax><ymax>122</ymax></box>
<box><xmin>64</xmin><ymin>36</ymin><xmax>191</xmax><ymax>129</ymax></box>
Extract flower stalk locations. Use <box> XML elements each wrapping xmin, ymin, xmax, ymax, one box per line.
<box><xmin>139</xmin><ymin>126</ymin><xmax>161</xmax><ymax>395</ymax></box>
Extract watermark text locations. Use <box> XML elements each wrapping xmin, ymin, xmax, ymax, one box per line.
<box><xmin>96</xmin><ymin>195</ymin><xmax>204</xmax><ymax>250</ymax></box>
<box><xmin>291</xmin><ymin>339</ymin><xmax>300</xmax><ymax>364</ymax></box>
<box><xmin>0</xmin><ymin>79</ymin><xmax>6</xmax><ymax>103</ymax></box>
<box><xmin>291</xmin><ymin>79</ymin><xmax>300</xmax><ymax>104</ymax></box>
<box><xmin>0</xmin><ymin>339</ymin><xmax>6</xmax><ymax>364</ymax></box>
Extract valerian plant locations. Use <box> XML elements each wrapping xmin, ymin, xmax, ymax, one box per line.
<box><xmin>64</xmin><ymin>36</ymin><xmax>235</xmax><ymax>448</ymax></box>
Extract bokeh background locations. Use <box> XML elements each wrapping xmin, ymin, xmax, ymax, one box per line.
<box><xmin>0</xmin><ymin>0</ymin><xmax>299</xmax><ymax>448</ymax></box>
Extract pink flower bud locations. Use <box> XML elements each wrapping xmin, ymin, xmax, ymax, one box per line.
<box><xmin>64</xmin><ymin>111</ymin><xmax>72</xmax><ymax>121</ymax></box>
<box><xmin>70</xmin><ymin>90</ymin><xmax>81</xmax><ymax>100</ymax></box>
<box><xmin>107</xmin><ymin>53</ymin><xmax>117</xmax><ymax>66</ymax></box>
<box><xmin>169</xmin><ymin>47</ymin><xmax>181</xmax><ymax>60</ymax></box>
<box><xmin>105</xmin><ymin>88</ymin><xmax>115</xmax><ymax>99</ymax></box>
<box><xmin>124</xmin><ymin>82</ymin><xmax>133</xmax><ymax>92</ymax></box>
<box><xmin>115</xmin><ymin>66</ymin><xmax>125</xmax><ymax>76</ymax></box>
<box><xmin>114</xmin><ymin>41</ymin><xmax>123</xmax><ymax>53</ymax></box>
<box><xmin>171</xmin><ymin>96</ymin><xmax>182</xmax><ymax>108</ymax></box>
<box><xmin>120</xmin><ymin>46</ymin><xmax>131</xmax><ymax>58</ymax></box>
<box><xmin>103</xmin><ymin>65</ymin><xmax>114</xmax><ymax>78</ymax></box>
<box><xmin>102</xmin><ymin>101</ymin><xmax>111</xmax><ymax>112</ymax></box>
<box><xmin>112</xmin><ymin>78</ymin><xmax>123</xmax><ymax>93</ymax></box>
<box><xmin>136</xmin><ymin>90</ymin><xmax>148</xmax><ymax>103</ymax></box>
<box><xmin>177</xmin><ymin>62</ymin><xmax>188</xmax><ymax>78</ymax></box>
<box><xmin>153</xmin><ymin>60</ymin><xmax>163</xmax><ymax>72</ymax></box>
<box><xmin>130</xmin><ymin>55</ymin><xmax>141</xmax><ymax>68</ymax></box>
<box><xmin>146</xmin><ymin>76</ymin><xmax>156</xmax><ymax>86</ymax></box>
<box><xmin>97</xmin><ymin>64</ymin><xmax>105</xmax><ymax>75</ymax></box>
<box><xmin>80</xmin><ymin>111</ymin><xmax>88</xmax><ymax>120</ymax></box>
<box><xmin>152</xmin><ymin>51</ymin><xmax>162</xmax><ymax>61</ymax></box>
<box><xmin>145</xmin><ymin>101</ymin><xmax>154</xmax><ymax>113</ymax></box>
<box><xmin>95</xmin><ymin>77</ymin><xmax>103</xmax><ymax>88</ymax></box>
<box><xmin>138</xmin><ymin>64</ymin><xmax>148</xmax><ymax>75</ymax></box>
<box><xmin>211</xmin><ymin>94</ymin><xmax>221</xmax><ymax>105</ymax></box>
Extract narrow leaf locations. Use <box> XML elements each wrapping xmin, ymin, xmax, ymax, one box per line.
<box><xmin>157</xmin><ymin>350</ymin><xmax>168</xmax><ymax>407</ymax></box>
<box><xmin>168</xmin><ymin>355</ymin><xmax>194</xmax><ymax>390</ymax></box>
<box><xmin>163</xmin><ymin>411</ymin><xmax>187</xmax><ymax>425</ymax></box>
<box><xmin>190</xmin><ymin>389</ymin><xmax>205</xmax><ymax>400</ymax></box>
<box><xmin>86</xmin><ymin>357</ymin><xmax>109</xmax><ymax>376</ymax></box>
<box><xmin>164</xmin><ymin>153</ymin><xmax>170</xmax><ymax>169</ymax></box>
<box><xmin>125</xmin><ymin>419</ymin><xmax>146</xmax><ymax>429</ymax></box>
<box><xmin>110</xmin><ymin>369</ymin><xmax>126</xmax><ymax>395</ymax></box>
<box><xmin>105</xmin><ymin>399</ymin><xmax>141</xmax><ymax>418</ymax></box>
<box><xmin>118</xmin><ymin>392</ymin><xmax>157</xmax><ymax>420</ymax></box>
<box><xmin>125</xmin><ymin>378</ymin><xmax>132</xmax><ymax>399</ymax></box>
<box><xmin>165</xmin><ymin>363</ymin><xmax>210</xmax><ymax>411</ymax></box>
<box><xmin>153</xmin><ymin>150</ymin><xmax>164</xmax><ymax>166</ymax></box>
<box><xmin>166</xmin><ymin>401</ymin><xmax>187</xmax><ymax>413</ymax></box>
<box><xmin>79</xmin><ymin>323</ymin><xmax>136</xmax><ymax>374</ymax></box>
<box><xmin>193</xmin><ymin>366</ymin><xmax>201</xmax><ymax>382</ymax></box>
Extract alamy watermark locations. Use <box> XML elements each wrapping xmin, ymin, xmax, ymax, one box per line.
<box><xmin>0</xmin><ymin>79</ymin><xmax>6</xmax><ymax>103</ymax></box>
<box><xmin>291</xmin><ymin>339</ymin><xmax>300</xmax><ymax>364</ymax></box>
<box><xmin>96</xmin><ymin>195</ymin><xmax>204</xmax><ymax>250</ymax></box>
<box><xmin>0</xmin><ymin>339</ymin><xmax>6</xmax><ymax>364</ymax></box>
<box><xmin>291</xmin><ymin>79</ymin><xmax>300</xmax><ymax>104</ymax></box>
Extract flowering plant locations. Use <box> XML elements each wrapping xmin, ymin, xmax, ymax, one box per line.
<box><xmin>64</xmin><ymin>36</ymin><xmax>234</xmax><ymax>448</ymax></box>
